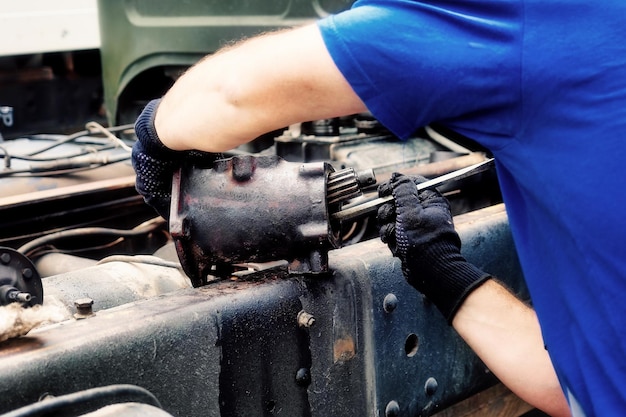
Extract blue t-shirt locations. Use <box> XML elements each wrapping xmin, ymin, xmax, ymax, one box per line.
<box><xmin>318</xmin><ymin>1</ymin><xmax>626</xmax><ymax>415</ymax></box>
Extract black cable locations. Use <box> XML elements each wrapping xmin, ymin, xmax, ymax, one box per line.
<box><xmin>25</xmin><ymin>123</ymin><xmax>135</xmax><ymax>157</ymax></box>
<box><xmin>0</xmin><ymin>144</ymin><xmax>120</xmax><ymax>163</ymax></box>
<box><xmin>0</xmin><ymin>122</ymin><xmax>161</xmax><ymax>177</ymax></box>
<box><xmin>25</xmin><ymin>129</ymin><xmax>88</xmax><ymax>156</ymax></box>
<box><xmin>17</xmin><ymin>218</ymin><xmax>166</xmax><ymax>257</ymax></box>
<box><xmin>0</xmin><ymin>153</ymin><xmax>130</xmax><ymax>178</ymax></box>
<box><xmin>0</xmin><ymin>384</ymin><xmax>162</xmax><ymax>417</ymax></box>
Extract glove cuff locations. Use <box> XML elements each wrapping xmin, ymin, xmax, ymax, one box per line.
<box><xmin>437</xmin><ymin>261</ymin><xmax>491</xmax><ymax>324</ymax></box>
<box><xmin>408</xmin><ymin>241</ymin><xmax>491</xmax><ymax>324</ymax></box>
<box><xmin>134</xmin><ymin>98</ymin><xmax>180</xmax><ymax>157</ymax></box>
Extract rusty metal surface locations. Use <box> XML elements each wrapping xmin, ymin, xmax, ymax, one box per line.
<box><xmin>0</xmin><ymin>204</ymin><xmax>526</xmax><ymax>417</ymax></box>
<box><xmin>0</xmin><ymin>278</ymin><xmax>311</xmax><ymax>417</ymax></box>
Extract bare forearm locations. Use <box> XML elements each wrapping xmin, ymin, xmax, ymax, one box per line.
<box><xmin>452</xmin><ymin>280</ymin><xmax>571</xmax><ymax>417</ymax></box>
<box><xmin>155</xmin><ymin>23</ymin><xmax>366</xmax><ymax>152</ymax></box>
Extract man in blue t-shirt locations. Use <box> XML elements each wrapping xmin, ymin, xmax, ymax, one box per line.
<box><xmin>131</xmin><ymin>1</ymin><xmax>626</xmax><ymax>416</ymax></box>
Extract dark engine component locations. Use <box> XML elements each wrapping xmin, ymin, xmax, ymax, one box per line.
<box><xmin>170</xmin><ymin>154</ymin><xmax>375</xmax><ymax>286</ymax></box>
<box><xmin>0</xmin><ymin>247</ymin><xmax>42</xmax><ymax>307</ymax></box>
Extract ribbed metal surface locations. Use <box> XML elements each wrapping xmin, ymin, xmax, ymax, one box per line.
<box><xmin>326</xmin><ymin>168</ymin><xmax>361</xmax><ymax>206</ymax></box>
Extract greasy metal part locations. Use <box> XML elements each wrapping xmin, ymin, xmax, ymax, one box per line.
<box><xmin>0</xmin><ymin>106</ymin><xmax>13</xmax><ymax>128</ymax></box>
<box><xmin>0</xmin><ymin>204</ymin><xmax>527</xmax><ymax>417</ymax></box>
<box><xmin>326</xmin><ymin>167</ymin><xmax>376</xmax><ymax>205</ymax></box>
<box><xmin>0</xmin><ymin>247</ymin><xmax>42</xmax><ymax>307</ymax></box>
<box><xmin>170</xmin><ymin>155</ymin><xmax>372</xmax><ymax>285</ymax></box>
<box><xmin>301</xmin><ymin>118</ymin><xmax>341</xmax><ymax>136</ymax></box>
<box><xmin>331</xmin><ymin>158</ymin><xmax>495</xmax><ymax>222</ymax></box>
<box><xmin>35</xmin><ymin>253</ymin><xmax>98</xmax><ymax>277</ymax></box>
<box><xmin>42</xmin><ymin>257</ymin><xmax>191</xmax><ymax>320</ymax></box>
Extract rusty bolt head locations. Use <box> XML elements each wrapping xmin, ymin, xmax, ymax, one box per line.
<box><xmin>74</xmin><ymin>297</ymin><xmax>95</xmax><ymax>319</ymax></box>
<box><xmin>75</xmin><ymin>297</ymin><xmax>94</xmax><ymax>308</ymax></box>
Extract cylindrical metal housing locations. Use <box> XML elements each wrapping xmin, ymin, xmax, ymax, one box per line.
<box><xmin>170</xmin><ymin>155</ymin><xmax>341</xmax><ymax>286</ymax></box>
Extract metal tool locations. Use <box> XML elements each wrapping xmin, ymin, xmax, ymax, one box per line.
<box><xmin>331</xmin><ymin>157</ymin><xmax>495</xmax><ymax>222</ymax></box>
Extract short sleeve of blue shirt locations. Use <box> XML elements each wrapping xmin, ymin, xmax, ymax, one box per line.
<box><xmin>317</xmin><ymin>0</ymin><xmax>522</xmax><ymax>141</ymax></box>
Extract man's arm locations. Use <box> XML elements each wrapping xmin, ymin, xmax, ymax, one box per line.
<box><xmin>452</xmin><ymin>280</ymin><xmax>571</xmax><ymax>417</ymax></box>
<box><xmin>377</xmin><ymin>174</ymin><xmax>571</xmax><ymax>416</ymax></box>
<box><xmin>142</xmin><ymin>19</ymin><xmax>571</xmax><ymax>416</ymax></box>
<box><xmin>155</xmin><ymin>23</ymin><xmax>367</xmax><ymax>152</ymax></box>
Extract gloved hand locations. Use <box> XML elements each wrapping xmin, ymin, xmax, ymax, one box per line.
<box><xmin>377</xmin><ymin>173</ymin><xmax>491</xmax><ymax>323</ymax></box>
<box><xmin>132</xmin><ymin>99</ymin><xmax>221</xmax><ymax>220</ymax></box>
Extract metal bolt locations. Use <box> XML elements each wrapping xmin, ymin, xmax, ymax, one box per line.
<box><xmin>22</xmin><ymin>268</ymin><xmax>33</xmax><ymax>279</ymax></box>
<box><xmin>232</xmin><ymin>155</ymin><xmax>256</xmax><ymax>181</ymax></box>
<box><xmin>425</xmin><ymin>377</ymin><xmax>438</xmax><ymax>396</ymax></box>
<box><xmin>383</xmin><ymin>293</ymin><xmax>398</xmax><ymax>312</ymax></box>
<box><xmin>74</xmin><ymin>298</ymin><xmax>95</xmax><ymax>319</ymax></box>
<box><xmin>0</xmin><ymin>106</ymin><xmax>13</xmax><ymax>127</ymax></box>
<box><xmin>295</xmin><ymin>368</ymin><xmax>311</xmax><ymax>387</ymax></box>
<box><xmin>0</xmin><ymin>252</ymin><xmax>11</xmax><ymax>264</ymax></box>
<box><xmin>7</xmin><ymin>289</ymin><xmax>32</xmax><ymax>304</ymax></box>
<box><xmin>297</xmin><ymin>310</ymin><xmax>316</xmax><ymax>328</ymax></box>
<box><xmin>385</xmin><ymin>400</ymin><xmax>400</xmax><ymax>417</ymax></box>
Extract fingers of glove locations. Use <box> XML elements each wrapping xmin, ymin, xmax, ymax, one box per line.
<box><xmin>377</xmin><ymin>201</ymin><xmax>395</xmax><ymax>239</ymax></box>
<box><xmin>379</xmin><ymin>223</ymin><xmax>398</xmax><ymax>255</ymax></box>
<box><xmin>377</xmin><ymin>179</ymin><xmax>393</xmax><ymax>198</ymax></box>
<box><xmin>377</xmin><ymin>202</ymin><xmax>396</xmax><ymax>224</ymax></box>
<box><xmin>377</xmin><ymin>201</ymin><xmax>399</xmax><ymax>254</ymax></box>
<box><xmin>407</xmin><ymin>174</ymin><xmax>430</xmax><ymax>185</ymax></box>
<box><xmin>378</xmin><ymin>173</ymin><xmax>428</xmax><ymax>197</ymax></box>
<box><xmin>389</xmin><ymin>173</ymin><xmax>423</xmax><ymax>219</ymax></box>
<box><xmin>143</xmin><ymin>196</ymin><xmax>173</xmax><ymax>221</ymax></box>
<box><xmin>397</xmin><ymin>174</ymin><xmax>450</xmax><ymax>213</ymax></box>
<box><xmin>418</xmin><ymin>187</ymin><xmax>452</xmax><ymax>213</ymax></box>
<box><xmin>132</xmin><ymin>149</ymin><xmax>177</xmax><ymax>197</ymax></box>
<box><xmin>378</xmin><ymin>222</ymin><xmax>395</xmax><ymax>244</ymax></box>
<box><xmin>418</xmin><ymin>187</ymin><xmax>454</xmax><ymax>227</ymax></box>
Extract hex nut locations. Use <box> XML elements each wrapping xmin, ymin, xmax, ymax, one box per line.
<box><xmin>74</xmin><ymin>298</ymin><xmax>95</xmax><ymax>319</ymax></box>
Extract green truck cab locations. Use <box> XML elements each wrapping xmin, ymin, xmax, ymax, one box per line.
<box><xmin>98</xmin><ymin>0</ymin><xmax>354</xmax><ymax>126</ymax></box>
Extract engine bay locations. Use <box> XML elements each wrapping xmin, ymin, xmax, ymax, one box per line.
<box><xmin>0</xmin><ymin>113</ymin><xmax>534</xmax><ymax>417</ymax></box>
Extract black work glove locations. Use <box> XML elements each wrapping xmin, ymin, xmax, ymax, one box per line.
<box><xmin>377</xmin><ymin>173</ymin><xmax>491</xmax><ymax>323</ymax></box>
<box><xmin>132</xmin><ymin>99</ymin><xmax>221</xmax><ymax>220</ymax></box>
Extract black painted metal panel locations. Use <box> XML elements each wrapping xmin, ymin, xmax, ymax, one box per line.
<box><xmin>0</xmin><ymin>204</ymin><xmax>525</xmax><ymax>417</ymax></box>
